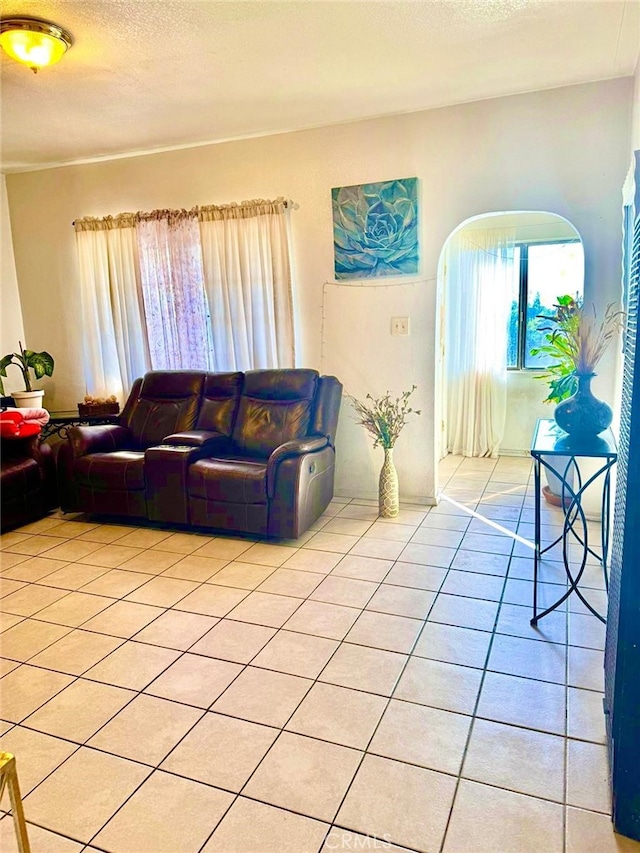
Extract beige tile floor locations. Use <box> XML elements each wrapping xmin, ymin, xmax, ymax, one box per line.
<box><xmin>1</xmin><ymin>454</ymin><xmax>639</xmax><ymax>852</ymax></box>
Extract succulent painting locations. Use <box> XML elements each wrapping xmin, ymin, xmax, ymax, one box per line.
<box><xmin>332</xmin><ymin>178</ymin><xmax>418</xmax><ymax>279</ymax></box>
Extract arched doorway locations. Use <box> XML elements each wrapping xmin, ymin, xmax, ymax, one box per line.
<box><xmin>435</xmin><ymin>211</ymin><xmax>583</xmax><ymax>473</ymax></box>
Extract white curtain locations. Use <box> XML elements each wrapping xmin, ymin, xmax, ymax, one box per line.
<box><xmin>136</xmin><ymin>216</ymin><xmax>215</xmax><ymax>370</ymax></box>
<box><xmin>76</xmin><ymin>225</ymin><xmax>149</xmax><ymax>401</ymax></box>
<box><xmin>443</xmin><ymin>228</ymin><xmax>516</xmax><ymax>457</ymax></box>
<box><xmin>75</xmin><ymin>198</ymin><xmax>295</xmax><ymax>399</ymax></box>
<box><xmin>198</xmin><ymin>199</ymin><xmax>295</xmax><ymax>370</ymax></box>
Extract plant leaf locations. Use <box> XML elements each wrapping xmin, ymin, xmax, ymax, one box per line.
<box><xmin>25</xmin><ymin>351</ymin><xmax>55</xmax><ymax>380</ymax></box>
<box><xmin>0</xmin><ymin>354</ymin><xmax>15</xmax><ymax>376</ymax></box>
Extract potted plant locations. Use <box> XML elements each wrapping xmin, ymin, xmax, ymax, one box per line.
<box><xmin>0</xmin><ymin>342</ymin><xmax>54</xmax><ymax>408</ymax></box>
<box><xmin>531</xmin><ymin>295</ymin><xmax>624</xmax><ymax>435</ymax></box>
<box><xmin>351</xmin><ymin>386</ymin><xmax>421</xmax><ymax>517</ymax></box>
<box><xmin>530</xmin><ymin>295</ymin><xmax>580</xmax><ymax>406</ymax></box>
<box><xmin>531</xmin><ymin>295</ymin><xmax>624</xmax><ymax>502</ymax></box>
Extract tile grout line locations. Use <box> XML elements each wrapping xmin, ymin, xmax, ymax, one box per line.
<box><xmin>29</xmin><ymin>499</ymin><xmax>381</xmax><ymax>850</ymax></box>
<box><xmin>76</xmin><ymin>544</ymin><xmax>331</xmax><ymax>849</ymax></box>
<box><xmin>0</xmin><ymin>471</ymin><xmax>611</xmax><ymax>852</ymax></box>
<box><xmin>0</xmin><ymin>528</ymin><xmax>307</xmax><ymax>847</ymax></box>
<box><xmin>436</xmin><ymin>459</ymin><xmax>525</xmax><ymax>853</ymax></box>
<box><xmin>191</xmin><ymin>500</ymin><xmax>450</xmax><ymax>852</ymax></box>
<box><xmin>4</xmin><ymin>491</ymin><xmax>486</xmax><ymax>852</ymax></box>
<box><xmin>315</xmin><ymin>489</ymin><xmax>494</xmax><ymax>850</ymax></box>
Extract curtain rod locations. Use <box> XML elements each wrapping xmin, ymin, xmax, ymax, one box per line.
<box><xmin>72</xmin><ymin>197</ymin><xmax>297</xmax><ymax>226</ymax></box>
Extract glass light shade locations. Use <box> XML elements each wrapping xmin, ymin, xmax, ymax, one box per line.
<box><xmin>0</xmin><ymin>19</ymin><xmax>72</xmax><ymax>71</ymax></box>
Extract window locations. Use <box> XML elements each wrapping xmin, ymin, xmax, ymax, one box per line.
<box><xmin>507</xmin><ymin>240</ymin><xmax>584</xmax><ymax>369</ymax></box>
<box><xmin>75</xmin><ymin>198</ymin><xmax>296</xmax><ymax>400</ymax></box>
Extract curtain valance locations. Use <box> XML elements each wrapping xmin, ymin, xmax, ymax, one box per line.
<box><xmin>74</xmin><ymin>197</ymin><xmax>291</xmax><ymax>231</ymax></box>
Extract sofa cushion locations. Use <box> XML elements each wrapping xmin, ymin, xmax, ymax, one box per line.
<box><xmin>188</xmin><ymin>456</ymin><xmax>268</xmax><ymax>504</ymax></box>
<box><xmin>232</xmin><ymin>369</ymin><xmax>318</xmax><ymax>457</ymax></box>
<box><xmin>244</xmin><ymin>369</ymin><xmax>318</xmax><ymax>401</ymax></box>
<box><xmin>75</xmin><ymin>452</ymin><xmax>146</xmax><ymax>491</ymax></box>
<box><xmin>128</xmin><ymin>371</ymin><xmax>205</xmax><ymax>449</ymax></box>
<box><xmin>196</xmin><ymin>372</ymin><xmax>243</xmax><ymax>435</ymax></box>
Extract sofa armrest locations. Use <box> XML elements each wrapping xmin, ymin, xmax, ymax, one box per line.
<box><xmin>163</xmin><ymin>430</ymin><xmax>230</xmax><ymax>451</ymax></box>
<box><xmin>69</xmin><ymin>424</ymin><xmax>131</xmax><ymax>459</ymax></box>
<box><xmin>266</xmin><ymin>436</ymin><xmax>329</xmax><ymax>497</ymax></box>
<box><xmin>1</xmin><ymin>433</ymin><xmax>42</xmax><ymax>460</ymax></box>
<box><xmin>145</xmin><ymin>443</ymin><xmax>205</xmax><ymax>524</ymax></box>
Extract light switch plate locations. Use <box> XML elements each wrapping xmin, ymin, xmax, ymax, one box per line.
<box><xmin>391</xmin><ymin>316</ymin><xmax>410</xmax><ymax>336</ymax></box>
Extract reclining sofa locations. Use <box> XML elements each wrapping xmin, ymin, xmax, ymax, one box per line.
<box><xmin>58</xmin><ymin>368</ymin><xmax>342</xmax><ymax>539</ymax></box>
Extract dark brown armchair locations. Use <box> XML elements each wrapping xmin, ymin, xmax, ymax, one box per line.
<box><xmin>1</xmin><ymin>434</ymin><xmax>57</xmax><ymax>532</ymax></box>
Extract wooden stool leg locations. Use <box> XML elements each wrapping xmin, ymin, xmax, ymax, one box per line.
<box><xmin>0</xmin><ymin>753</ymin><xmax>31</xmax><ymax>853</ymax></box>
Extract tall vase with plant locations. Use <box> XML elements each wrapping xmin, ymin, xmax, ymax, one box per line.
<box><xmin>531</xmin><ymin>295</ymin><xmax>624</xmax><ymax>437</ymax></box>
<box><xmin>0</xmin><ymin>342</ymin><xmax>54</xmax><ymax>408</ymax></box>
<box><xmin>351</xmin><ymin>386</ymin><xmax>421</xmax><ymax>518</ymax></box>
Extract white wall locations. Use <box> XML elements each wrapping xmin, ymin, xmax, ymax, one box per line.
<box><xmin>4</xmin><ymin>78</ymin><xmax>633</xmax><ymax>501</ymax></box>
<box><xmin>1</xmin><ymin>175</ymin><xmax>25</xmax><ymax>379</ymax></box>
<box><xmin>633</xmin><ymin>59</ymin><xmax>640</xmax><ymax>150</ymax></box>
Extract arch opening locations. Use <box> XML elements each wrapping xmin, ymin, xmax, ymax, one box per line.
<box><xmin>434</xmin><ymin>210</ymin><xmax>584</xmax><ymax>478</ymax></box>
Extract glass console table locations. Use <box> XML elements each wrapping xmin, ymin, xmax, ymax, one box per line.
<box><xmin>530</xmin><ymin>418</ymin><xmax>617</xmax><ymax>625</ymax></box>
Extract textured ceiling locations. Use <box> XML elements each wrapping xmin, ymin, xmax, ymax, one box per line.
<box><xmin>1</xmin><ymin>0</ymin><xmax>638</xmax><ymax>172</ymax></box>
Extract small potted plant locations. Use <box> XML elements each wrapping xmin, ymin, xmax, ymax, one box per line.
<box><xmin>351</xmin><ymin>386</ymin><xmax>421</xmax><ymax>517</ymax></box>
<box><xmin>0</xmin><ymin>342</ymin><xmax>54</xmax><ymax>408</ymax></box>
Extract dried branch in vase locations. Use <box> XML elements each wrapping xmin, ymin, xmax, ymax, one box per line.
<box><xmin>350</xmin><ymin>386</ymin><xmax>421</xmax><ymax>449</ymax></box>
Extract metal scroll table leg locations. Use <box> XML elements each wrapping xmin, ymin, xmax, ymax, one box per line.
<box><xmin>602</xmin><ymin>466</ymin><xmax>611</xmax><ymax>593</ymax></box>
<box><xmin>531</xmin><ymin>456</ymin><xmax>540</xmax><ymax>625</ymax></box>
<box><xmin>532</xmin><ymin>458</ymin><xmax>613</xmax><ymax>625</ymax></box>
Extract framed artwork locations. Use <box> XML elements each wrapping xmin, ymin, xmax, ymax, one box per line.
<box><xmin>332</xmin><ymin>177</ymin><xmax>418</xmax><ymax>279</ymax></box>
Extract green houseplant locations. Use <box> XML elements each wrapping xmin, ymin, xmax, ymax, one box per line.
<box><xmin>351</xmin><ymin>386</ymin><xmax>421</xmax><ymax>518</ymax></box>
<box><xmin>531</xmin><ymin>295</ymin><xmax>624</xmax><ymax>428</ymax></box>
<box><xmin>531</xmin><ymin>294</ymin><xmax>624</xmax><ymax>407</ymax></box>
<box><xmin>530</xmin><ymin>294</ymin><xmax>580</xmax><ymax>405</ymax></box>
<box><xmin>530</xmin><ymin>295</ymin><xmax>624</xmax><ymax>501</ymax></box>
<box><xmin>0</xmin><ymin>342</ymin><xmax>54</xmax><ymax>407</ymax></box>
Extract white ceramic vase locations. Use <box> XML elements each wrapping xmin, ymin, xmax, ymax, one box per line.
<box><xmin>379</xmin><ymin>447</ymin><xmax>399</xmax><ymax>518</ymax></box>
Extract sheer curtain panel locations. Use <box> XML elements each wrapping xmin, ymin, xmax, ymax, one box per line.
<box><xmin>198</xmin><ymin>199</ymin><xmax>295</xmax><ymax>370</ymax></box>
<box><xmin>136</xmin><ymin>216</ymin><xmax>215</xmax><ymax>370</ymax></box>
<box><xmin>443</xmin><ymin>228</ymin><xmax>516</xmax><ymax>457</ymax></box>
<box><xmin>75</xmin><ymin>222</ymin><xmax>150</xmax><ymax>402</ymax></box>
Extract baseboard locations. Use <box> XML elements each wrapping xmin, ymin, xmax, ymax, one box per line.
<box><xmin>333</xmin><ymin>489</ymin><xmax>437</xmax><ymax>506</ymax></box>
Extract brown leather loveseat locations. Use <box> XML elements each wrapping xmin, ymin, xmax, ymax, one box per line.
<box><xmin>58</xmin><ymin>368</ymin><xmax>342</xmax><ymax>539</ymax></box>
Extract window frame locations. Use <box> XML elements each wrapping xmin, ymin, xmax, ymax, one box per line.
<box><xmin>508</xmin><ymin>237</ymin><xmax>582</xmax><ymax>371</ymax></box>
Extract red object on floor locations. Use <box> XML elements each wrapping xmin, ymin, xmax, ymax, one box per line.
<box><xmin>542</xmin><ymin>484</ymin><xmax>572</xmax><ymax>508</ymax></box>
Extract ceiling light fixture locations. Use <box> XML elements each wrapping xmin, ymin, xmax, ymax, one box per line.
<box><xmin>0</xmin><ymin>16</ymin><xmax>73</xmax><ymax>73</ymax></box>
